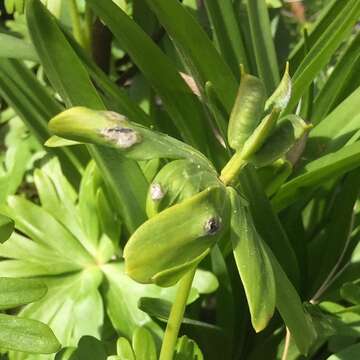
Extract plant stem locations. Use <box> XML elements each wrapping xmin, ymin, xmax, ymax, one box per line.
<box><xmin>219</xmin><ymin>151</ymin><xmax>247</xmax><ymax>185</ymax></box>
<box><xmin>159</xmin><ymin>269</ymin><xmax>196</xmax><ymax>360</ymax></box>
<box><xmin>281</xmin><ymin>328</ymin><xmax>291</xmax><ymax>360</ymax></box>
<box><xmin>69</xmin><ymin>0</ymin><xmax>86</xmax><ymax>48</ymax></box>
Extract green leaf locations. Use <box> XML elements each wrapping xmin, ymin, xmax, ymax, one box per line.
<box><xmin>132</xmin><ymin>327</ymin><xmax>157</xmax><ymax>360</ymax></box>
<box><xmin>286</xmin><ymin>0</ymin><xmax>360</xmax><ymax>112</ymax></box>
<box><xmin>0</xmin><ymin>313</ymin><xmax>60</xmax><ymax>353</ymax></box>
<box><xmin>272</xmin><ymin>142</ymin><xmax>360</xmax><ymax>211</ymax></box>
<box><xmin>0</xmin><ymin>59</ymin><xmax>86</xmax><ymax>183</ymax></box>
<box><xmin>289</xmin><ymin>0</ymin><xmax>351</xmax><ymax>68</ymax></box>
<box><xmin>86</xmin><ymin>0</ymin><xmax>211</xmax><ymax>153</ymax></box>
<box><xmin>264</xmin><ymin>244</ymin><xmax>317</xmax><ymax>355</ymax></box>
<box><xmin>26</xmin><ymin>0</ymin><xmax>148</xmax><ymax>233</ymax></box>
<box><xmin>309</xmin><ymin>170</ymin><xmax>360</xmax><ymax>296</ymax></box>
<box><xmin>228</xmin><ymin>187</ymin><xmax>276</xmax><ymax>332</ymax></box>
<box><xmin>4</xmin><ymin>195</ymin><xmax>94</xmax><ymax>268</ymax></box>
<box><xmin>117</xmin><ymin>338</ymin><xmax>135</xmax><ymax>360</ymax></box>
<box><xmin>327</xmin><ymin>343</ymin><xmax>360</xmax><ymax>360</ymax></box>
<box><xmin>0</xmin><ymin>277</ymin><xmax>47</xmax><ymax>310</ymax></box>
<box><xmin>305</xmin><ymin>87</ymin><xmax>360</xmax><ymax>159</ymax></box>
<box><xmin>124</xmin><ymin>186</ymin><xmax>229</xmax><ymax>286</ymax></box>
<box><xmin>174</xmin><ymin>335</ymin><xmax>204</xmax><ymax>360</ymax></box>
<box><xmin>237</xmin><ymin>165</ymin><xmax>300</xmax><ymax>285</ymax></box>
<box><xmin>0</xmin><ymin>33</ymin><xmax>38</xmax><ymax>61</ymax></box>
<box><xmin>138</xmin><ymin>297</ymin><xmax>221</xmax><ymax>332</ymax></box>
<box><xmin>244</xmin><ymin>0</ymin><xmax>280</xmax><ymax>94</ymax></box>
<box><xmin>102</xmin><ymin>263</ymin><xmax>177</xmax><ymax>338</ymax></box>
<box><xmin>48</xmin><ymin>107</ymin><xmax>214</xmax><ymax>171</ymax></box>
<box><xmin>203</xmin><ymin>0</ymin><xmax>249</xmax><ymax>76</ymax></box>
<box><xmin>313</xmin><ymin>33</ymin><xmax>360</xmax><ymax>124</ymax></box>
<box><xmin>341</xmin><ymin>282</ymin><xmax>360</xmax><ymax>305</ymax></box>
<box><xmin>144</xmin><ymin>0</ymin><xmax>238</xmax><ymax>113</ymax></box>
<box><xmin>0</xmin><ymin>214</ymin><xmax>14</xmax><ymax>243</ymax></box>
<box><xmin>74</xmin><ymin>337</ymin><xmax>107</xmax><ymax>360</ymax></box>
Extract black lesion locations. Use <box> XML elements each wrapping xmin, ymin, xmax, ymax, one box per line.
<box><xmin>204</xmin><ymin>217</ymin><xmax>221</xmax><ymax>235</ymax></box>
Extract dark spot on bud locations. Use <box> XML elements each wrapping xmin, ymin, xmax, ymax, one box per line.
<box><xmin>204</xmin><ymin>217</ymin><xmax>221</xmax><ymax>235</ymax></box>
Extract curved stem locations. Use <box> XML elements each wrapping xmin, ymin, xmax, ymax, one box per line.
<box><xmin>281</xmin><ymin>328</ymin><xmax>291</xmax><ymax>360</ymax></box>
<box><xmin>219</xmin><ymin>151</ymin><xmax>247</xmax><ymax>186</ymax></box>
<box><xmin>159</xmin><ymin>269</ymin><xmax>196</xmax><ymax>360</ymax></box>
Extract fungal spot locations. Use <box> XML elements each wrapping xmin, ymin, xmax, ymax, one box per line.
<box><xmin>101</xmin><ymin>127</ymin><xmax>141</xmax><ymax>149</ymax></box>
<box><xmin>103</xmin><ymin>111</ymin><xmax>127</xmax><ymax>122</ymax></box>
<box><xmin>150</xmin><ymin>183</ymin><xmax>165</xmax><ymax>201</ymax></box>
<box><xmin>204</xmin><ymin>217</ymin><xmax>221</xmax><ymax>235</ymax></box>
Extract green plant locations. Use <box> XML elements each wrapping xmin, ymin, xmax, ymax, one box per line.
<box><xmin>0</xmin><ymin>0</ymin><xmax>360</xmax><ymax>359</ymax></box>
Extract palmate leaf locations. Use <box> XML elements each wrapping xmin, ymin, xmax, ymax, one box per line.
<box><xmin>0</xmin><ymin>277</ymin><xmax>60</xmax><ymax>355</ymax></box>
<box><xmin>0</xmin><ymin>158</ymin><xmax>220</xmax><ymax>358</ymax></box>
<box><xmin>0</xmin><ymin>59</ymin><xmax>87</xmax><ymax>185</ymax></box>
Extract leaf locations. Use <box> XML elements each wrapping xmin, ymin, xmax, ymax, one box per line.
<box><xmin>124</xmin><ymin>186</ymin><xmax>229</xmax><ymax>286</ymax></box>
<box><xmin>341</xmin><ymin>283</ymin><xmax>360</xmax><ymax>305</ymax></box>
<box><xmin>228</xmin><ymin>187</ymin><xmax>276</xmax><ymax>332</ymax></box>
<box><xmin>174</xmin><ymin>335</ymin><xmax>204</xmax><ymax>360</ymax></box>
<box><xmin>244</xmin><ymin>0</ymin><xmax>280</xmax><ymax>94</ymax></box>
<box><xmin>102</xmin><ymin>263</ymin><xmax>176</xmax><ymax>339</ymax></box>
<box><xmin>0</xmin><ymin>277</ymin><xmax>47</xmax><ymax>310</ymax></box>
<box><xmin>18</xmin><ymin>269</ymin><xmax>104</xmax><ymax>350</ymax></box>
<box><xmin>132</xmin><ymin>327</ymin><xmax>157</xmax><ymax>360</ymax></box>
<box><xmin>71</xmin><ymin>336</ymin><xmax>107</xmax><ymax>360</ymax></box>
<box><xmin>264</xmin><ymin>243</ymin><xmax>317</xmax><ymax>355</ymax></box>
<box><xmin>0</xmin><ymin>314</ymin><xmax>60</xmax><ymax>354</ymax></box>
<box><xmin>26</xmin><ymin>0</ymin><xmax>148</xmax><ymax>233</ymax></box>
<box><xmin>143</xmin><ymin>0</ymin><xmax>238</xmax><ymax>113</ymax></box>
<box><xmin>0</xmin><ymin>214</ymin><xmax>14</xmax><ymax>243</ymax></box>
<box><xmin>86</xmin><ymin>0</ymin><xmax>211</xmax><ymax>153</ymax></box>
<box><xmin>289</xmin><ymin>0</ymin><xmax>351</xmax><ymax>68</ymax></box>
<box><xmin>272</xmin><ymin>142</ymin><xmax>360</xmax><ymax>211</ymax></box>
<box><xmin>0</xmin><ymin>33</ymin><xmax>38</xmax><ymax>61</ymax></box>
<box><xmin>4</xmin><ymin>195</ymin><xmax>94</xmax><ymax>268</ymax></box>
<box><xmin>305</xmin><ymin>87</ymin><xmax>360</xmax><ymax>159</ymax></box>
<box><xmin>237</xmin><ymin>165</ymin><xmax>300</xmax><ymax>284</ymax></box>
<box><xmin>202</xmin><ymin>0</ymin><xmax>249</xmax><ymax>76</ymax></box>
<box><xmin>286</xmin><ymin>0</ymin><xmax>360</xmax><ymax>113</ymax></box>
<box><xmin>0</xmin><ymin>59</ymin><xmax>86</xmax><ymax>183</ymax></box>
<box><xmin>327</xmin><ymin>343</ymin><xmax>360</xmax><ymax>360</ymax></box>
<box><xmin>117</xmin><ymin>338</ymin><xmax>135</xmax><ymax>360</ymax></box>
<box><xmin>312</xmin><ymin>33</ymin><xmax>360</xmax><ymax>124</ymax></box>
<box><xmin>48</xmin><ymin>107</ymin><xmax>214</xmax><ymax>171</ymax></box>
<box><xmin>138</xmin><ymin>297</ymin><xmax>221</xmax><ymax>332</ymax></box>
<box><xmin>309</xmin><ymin>170</ymin><xmax>360</xmax><ymax>296</ymax></box>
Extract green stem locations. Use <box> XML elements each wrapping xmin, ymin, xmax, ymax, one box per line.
<box><xmin>219</xmin><ymin>151</ymin><xmax>247</xmax><ymax>185</ymax></box>
<box><xmin>159</xmin><ymin>269</ymin><xmax>196</xmax><ymax>360</ymax></box>
<box><xmin>69</xmin><ymin>0</ymin><xmax>86</xmax><ymax>48</ymax></box>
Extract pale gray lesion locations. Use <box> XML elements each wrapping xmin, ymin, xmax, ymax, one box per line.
<box><xmin>150</xmin><ymin>183</ymin><xmax>165</xmax><ymax>201</ymax></box>
<box><xmin>101</xmin><ymin>127</ymin><xmax>142</xmax><ymax>149</ymax></box>
<box><xmin>204</xmin><ymin>217</ymin><xmax>221</xmax><ymax>235</ymax></box>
